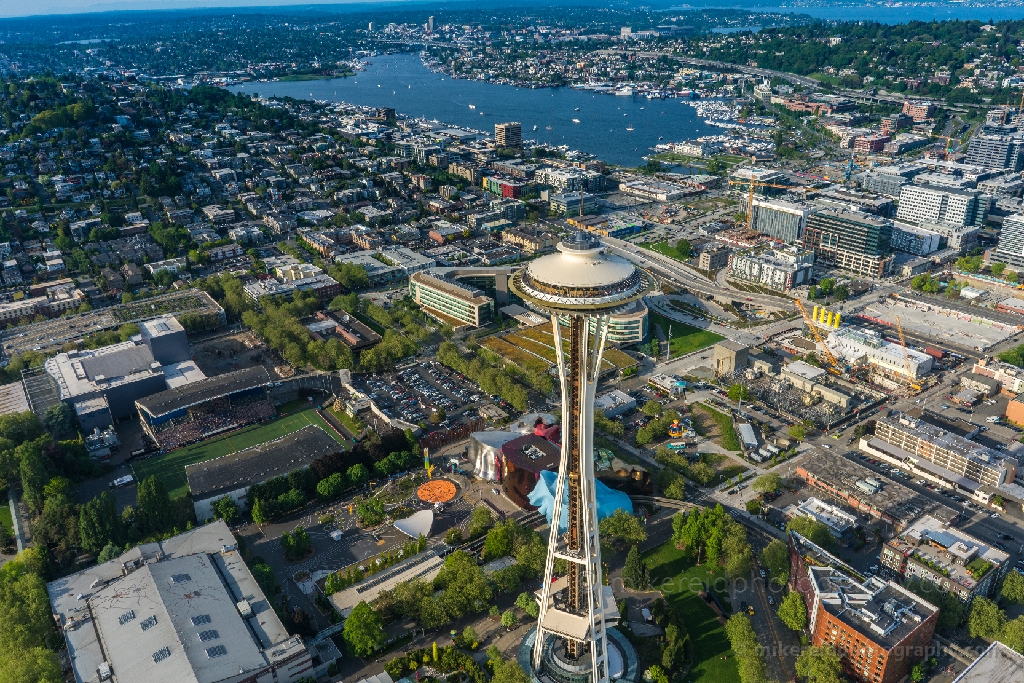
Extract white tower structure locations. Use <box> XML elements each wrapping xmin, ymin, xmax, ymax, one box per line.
<box><xmin>509</xmin><ymin>232</ymin><xmax>653</xmax><ymax>683</ymax></box>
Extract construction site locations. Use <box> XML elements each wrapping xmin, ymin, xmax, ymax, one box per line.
<box><xmin>716</xmin><ymin>300</ymin><xmax>930</xmax><ymax>431</ymax></box>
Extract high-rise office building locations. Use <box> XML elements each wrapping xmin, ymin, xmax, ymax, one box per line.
<box><xmin>428</xmin><ymin>15</ymin><xmax>435</xmax><ymax>32</ymax></box>
<box><xmin>896</xmin><ymin>184</ymin><xmax>986</xmax><ymax>228</ymax></box>
<box><xmin>992</xmin><ymin>214</ymin><xmax>1024</xmax><ymax>269</ymax></box>
<box><xmin>802</xmin><ymin>209</ymin><xmax>894</xmax><ymax>278</ymax></box>
<box><xmin>495</xmin><ymin>122</ymin><xmax>522</xmax><ymax>149</ymax></box>
<box><xmin>750</xmin><ymin>198</ymin><xmax>812</xmax><ymax>243</ymax></box>
<box><xmin>965</xmin><ymin>134</ymin><xmax>1024</xmax><ymax>170</ymax></box>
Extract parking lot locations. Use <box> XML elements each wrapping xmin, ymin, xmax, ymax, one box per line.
<box><xmin>359</xmin><ymin>361</ymin><xmax>484</xmax><ymax>426</ymax></box>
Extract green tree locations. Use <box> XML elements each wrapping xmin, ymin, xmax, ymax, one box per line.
<box><xmin>910</xmin><ymin>662</ymin><xmax>927</xmax><ymax>681</ymax></box>
<box><xmin>622</xmin><ymin>544</ymin><xmax>650</xmax><ymax>590</ymax></box>
<box><xmin>998</xmin><ymin>615</ymin><xmax>1024</xmax><ymax>652</ymax></box>
<box><xmin>436</xmin><ymin>551</ymin><xmax>492</xmax><ymax>619</ymax></box>
<box><xmin>795</xmin><ymin>645</ymin><xmax>843</xmax><ymax>683</ymax></box>
<box><xmin>136</xmin><ymin>475</ymin><xmax>172</xmax><ymax>535</ymax></box>
<box><xmin>356</xmin><ymin>498</ymin><xmax>385</xmax><ymax>527</ymax></box>
<box><xmin>751</xmin><ymin>472</ymin><xmax>781</xmax><ymax>494</ymax></box>
<box><xmin>483</xmin><ymin>519</ymin><xmax>517</xmax><ymax>560</ymax></box>
<box><xmin>645</xmin><ymin>665</ymin><xmax>670</xmax><ymax>683</ymax></box>
<box><xmin>343</xmin><ymin>601</ymin><xmax>386</xmax><ymax>657</ymax></box>
<box><xmin>594</xmin><ymin>411</ymin><xmax>624</xmax><ymax>437</ymax></box>
<box><xmin>43</xmin><ymin>403</ymin><xmax>74</xmax><ymax>436</ymax></box>
<box><xmin>788</xmin><ymin>423</ymin><xmax>808</xmax><ymax>441</ymax></box>
<box><xmin>316</xmin><ymin>472</ymin><xmax>346</xmax><ymax>500</ymax></box>
<box><xmin>516</xmin><ymin>592</ymin><xmax>540</xmax><ymax>619</ymax></box>
<box><xmin>78</xmin><ymin>491</ymin><xmax>120</xmax><ymax>554</ymax></box>
<box><xmin>251</xmin><ymin>498</ymin><xmax>268</xmax><ymax>526</ymax></box>
<box><xmin>787</xmin><ymin>516</ymin><xmax>837</xmax><ymax>552</ymax></box>
<box><xmin>778</xmin><ymin>591</ymin><xmax>807</xmax><ymax>631</ymax></box>
<box><xmin>18</xmin><ymin>446</ymin><xmax>48</xmax><ymax>515</ymax></box>
<box><xmin>969</xmin><ymin>597</ymin><xmax>1006</xmax><ymax>640</ymax></box>
<box><xmin>759</xmin><ymin>539</ymin><xmax>790</xmax><ymax>584</ymax></box>
<box><xmin>213</xmin><ymin>496</ymin><xmax>240</xmax><ymax>525</ymax></box>
<box><xmin>1002</xmin><ymin>570</ymin><xmax>1024</xmax><ymax>604</ymax></box>
<box><xmin>642</xmin><ymin>400</ymin><xmax>663</xmax><ymax>417</ymax></box>
<box><xmin>992</xmin><ymin>262</ymin><xmax>1007</xmax><ymax>277</ymax></box>
<box><xmin>599</xmin><ymin>509</ymin><xmax>647</xmax><ymax>549</ymax></box>
<box><xmin>724</xmin><ymin>614</ymin><xmax>767</xmax><ymax>683</ymax></box>
<box><xmin>346</xmin><ymin>464</ymin><xmax>369</xmax><ymax>487</ymax></box>
<box><xmin>468</xmin><ymin>505</ymin><xmax>494</xmax><ymax>538</ymax></box>
<box><xmin>0</xmin><ymin>552</ymin><xmax>62</xmax><ymax>682</ymax></box>
<box><xmin>501</xmin><ymin>609</ymin><xmax>518</xmax><ymax>630</ymax></box>
<box><xmin>492</xmin><ymin>659</ymin><xmax>531</xmax><ymax>683</ymax></box>
<box><xmin>727</xmin><ymin>384</ymin><xmax>750</xmax><ymax>403</ymax></box>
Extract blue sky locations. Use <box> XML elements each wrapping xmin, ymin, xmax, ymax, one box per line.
<box><xmin>0</xmin><ymin>0</ymin><xmax>399</xmax><ymax>19</ymax></box>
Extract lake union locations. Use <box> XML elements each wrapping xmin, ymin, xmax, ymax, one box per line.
<box><xmin>229</xmin><ymin>52</ymin><xmax>716</xmax><ymax>167</ymax></box>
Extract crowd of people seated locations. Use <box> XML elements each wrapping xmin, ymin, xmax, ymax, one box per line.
<box><xmin>149</xmin><ymin>394</ymin><xmax>276</xmax><ymax>451</ymax></box>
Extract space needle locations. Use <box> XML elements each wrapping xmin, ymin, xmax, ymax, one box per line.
<box><xmin>510</xmin><ymin>231</ymin><xmax>653</xmax><ymax>683</ymax></box>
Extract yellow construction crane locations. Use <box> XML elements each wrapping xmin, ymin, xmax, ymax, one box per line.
<box><xmin>894</xmin><ymin>316</ymin><xmax>923</xmax><ymax>392</ymax></box>
<box><xmin>727</xmin><ymin>178</ymin><xmax>799</xmax><ymax>231</ymax></box>
<box><xmin>794</xmin><ymin>299</ymin><xmax>843</xmax><ymax>377</ymax></box>
<box><xmin>929</xmin><ymin>132</ymin><xmax>962</xmax><ymax>155</ymax></box>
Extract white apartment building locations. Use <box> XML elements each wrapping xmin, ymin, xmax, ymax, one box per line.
<box><xmin>993</xmin><ymin>214</ymin><xmax>1024</xmax><ymax>269</ymax></box>
<box><xmin>896</xmin><ymin>184</ymin><xmax>986</xmax><ymax>228</ymax></box>
<box><xmin>727</xmin><ymin>247</ymin><xmax>814</xmax><ymax>291</ymax></box>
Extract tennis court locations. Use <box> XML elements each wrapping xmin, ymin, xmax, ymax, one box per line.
<box><xmin>131</xmin><ymin>407</ymin><xmax>347</xmax><ymax>499</ymax></box>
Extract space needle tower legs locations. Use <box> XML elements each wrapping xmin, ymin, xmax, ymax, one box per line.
<box><xmin>510</xmin><ymin>231</ymin><xmax>653</xmax><ymax>683</ymax></box>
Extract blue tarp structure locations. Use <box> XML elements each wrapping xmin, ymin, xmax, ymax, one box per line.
<box><xmin>528</xmin><ymin>469</ymin><xmax>632</xmax><ymax>532</ymax></box>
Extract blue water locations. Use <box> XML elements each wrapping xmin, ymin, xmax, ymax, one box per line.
<box><xmin>696</xmin><ymin>4</ymin><xmax>1024</xmax><ymax>23</ymax></box>
<box><xmin>227</xmin><ymin>53</ymin><xmax>716</xmax><ymax>167</ymax></box>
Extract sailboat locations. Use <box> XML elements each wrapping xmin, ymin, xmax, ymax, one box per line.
<box><xmin>546</xmin><ymin>125</ymin><xmax>552</xmax><ymax>130</ymax></box>
<box><xmin>533</xmin><ymin>125</ymin><xmax>538</xmax><ymax>131</ymax></box>
<box><xmin>572</xmin><ymin>118</ymin><xmax>580</xmax><ymax>124</ymax></box>
<box><xmin>626</xmin><ymin>124</ymin><xmax>635</xmax><ymax>131</ymax></box>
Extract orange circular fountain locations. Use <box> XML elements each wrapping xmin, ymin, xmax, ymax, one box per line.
<box><xmin>417</xmin><ymin>479</ymin><xmax>456</xmax><ymax>504</ymax></box>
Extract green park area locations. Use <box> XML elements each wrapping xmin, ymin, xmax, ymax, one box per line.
<box><xmin>131</xmin><ymin>408</ymin><xmax>346</xmax><ymax>499</ymax></box>
<box><xmin>644</xmin><ymin>541</ymin><xmax>739</xmax><ymax>683</ymax></box>
<box><xmin>643</xmin><ymin>240</ymin><xmax>692</xmax><ymax>263</ymax></box>
<box><xmin>648</xmin><ymin>311</ymin><xmax>724</xmax><ymax>358</ymax></box>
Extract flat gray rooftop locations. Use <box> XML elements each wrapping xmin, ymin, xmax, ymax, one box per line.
<box><xmin>47</xmin><ymin>520</ymin><xmax>303</xmax><ymax>683</ymax></box>
<box><xmin>953</xmin><ymin>642</ymin><xmax>1024</xmax><ymax>683</ymax></box>
<box><xmin>136</xmin><ymin>366</ymin><xmax>270</xmax><ymax>417</ymax></box>
<box><xmin>798</xmin><ymin>451</ymin><xmax>957</xmax><ymax>526</ymax></box>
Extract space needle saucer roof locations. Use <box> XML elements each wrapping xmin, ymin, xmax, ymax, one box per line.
<box><xmin>509</xmin><ymin>231</ymin><xmax>654</xmax><ymax>314</ymax></box>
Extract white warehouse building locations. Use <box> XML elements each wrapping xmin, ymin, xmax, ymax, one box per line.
<box><xmin>827</xmin><ymin>327</ymin><xmax>934</xmax><ymax>379</ymax></box>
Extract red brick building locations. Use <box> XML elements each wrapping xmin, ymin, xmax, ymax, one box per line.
<box><xmin>902</xmin><ymin>99</ymin><xmax>937</xmax><ymax>121</ymax></box>
<box><xmin>804</xmin><ymin>565</ymin><xmax>938</xmax><ymax>683</ymax></box>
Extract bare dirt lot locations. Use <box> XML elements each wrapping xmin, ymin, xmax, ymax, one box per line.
<box><xmin>190</xmin><ymin>331</ymin><xmax>288</xmax><ymax>378</ymax></box>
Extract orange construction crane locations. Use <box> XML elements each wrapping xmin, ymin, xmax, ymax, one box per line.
<box><xmin>727</xmin><ymin>178</ymin><xmax>799</xmax><ymax>231</ymax></box>
<box><xmin>794</xmin><ymin>299</ymin><xmax>842</xmax><ymax>377</ymax></box>
<box><xmin>894</xmin><ymin>316</ymin><xmax>923</xmax><ymax>392</ymax></box>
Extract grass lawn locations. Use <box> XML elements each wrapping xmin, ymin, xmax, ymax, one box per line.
<box><xmin>328</xmin><ymin>405</ymin><xmax>366</xmax><ymax>435</ymax></box>
<box><xmin>132</xmin><ymin>408</ymin><xmax>346</xmax><ymax>499</ymax></box>
<box><xmin>644</xmin><ymin>541</ymin><xmax>739</xmax><ymax>683</ymax></box>
<box><xmin>692</xmin><ymin>403</ymin><xmax>742</xmax><ymax>452</ymax></box>
<box><xmin>648</xmin><ymin>311</ymin><xmax>724</xmax><ymax>358</ymax></box>
<box><xmin>643</xmin><ymin>240</ymin><xmax>693</xmax><ymax>263</ymax></box>
<box><xmin>0</xmin><ymin>493</ymin><xmax>12</xmax><ymax>535</ymax></box>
